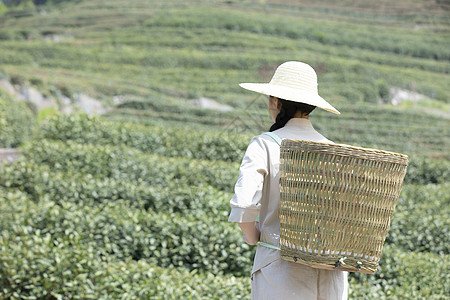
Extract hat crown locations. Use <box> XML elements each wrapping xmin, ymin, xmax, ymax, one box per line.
<box><xmin>269</xmin><ymin>61</ymin><xmax>318</xmax><ymax>94</ymax></box>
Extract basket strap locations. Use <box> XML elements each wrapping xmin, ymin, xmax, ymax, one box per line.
<box><xmin>262</xmin><ymin>132</ymin><xmax>282</xmax><ymax>146</ymax></box>
<box><xmin>257</xmin><ymin>132</ymin><xmax>281</xmax><ymax>249</ymax></box>
<box><xmin>257</xmin><ymin>241</ymin><xmax>281</xmax><ymax>251</ymax></box>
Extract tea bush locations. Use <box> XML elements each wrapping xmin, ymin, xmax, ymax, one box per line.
<box><xmin>39</xmin><ymin>113</ymin><xmax>250</xmax><ymax>163</ymax></box>
<box><xmin>39</xmin><ymin>112</ymin><xmax>449</xmax><ymax>170</ymax></box>
<box><xmin>405</xmin><ymin>157</ymin><xmax>450</xmax><ymax>184</ymax></box>
<box><xmin>1</xmin><ymin>188</ymin><xmax>447</xmax><ymax>299</ymax></box>
<box><xmin>22</xmin><ymin>139</ymin><xmax>238</xmax><ymax>191</ymax></box>
<box><xmin>349</xmin><ymin>245</ymin><xmax>449</xmax><ymax>299</ymax></box>
<box><xmin>0</xmin><ymin>193</ymin><xmax>250</xmax><ymax>299</ymax></box>
<box><xmin>0</xmin><ymin>160</ymin><xmax>231</xmax><ymax>214</ymax></box>
<box><xmin>3</xmin><ymin>140</ymin><xmax>448</xmax><ymax>257</ymax></box>
<box><xmin>146</xmin><ymin>8</ymin><xmax>450</xmax><ymax>61</ymax></box>
<box><xmin>1</xmin><ymin>125</ymin><xmax>448</xmax><ymax>298</ymax></box>
<box><xmin>0</xmin><ymin>89</ymin><xmax>35</xmax><ymax>148</ymax></box>
<box><xmin>0</xmin><ymin>189</ymin><xmax>253</xmax><ymax>277</ymax></box>
<box><xmin>25</xmin><ymin>134</ymin><xmax>448</xmax><ymax>197</ymax></box>
<box><xmin>387</xmin><ymin>183</ymin><xmax>449</xmax><ymax>255</ymax></box>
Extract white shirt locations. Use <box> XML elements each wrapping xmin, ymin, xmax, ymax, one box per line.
<box><xmin>228</xmin><ymin>118</ymin><xmax>333</xmax><ymax>274</ymax></box>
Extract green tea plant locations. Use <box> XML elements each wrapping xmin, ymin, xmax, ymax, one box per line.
<box><xmin>0</xmin><ymin>89</ymin><xmax>35</xmax><ymax>148</ymax></box>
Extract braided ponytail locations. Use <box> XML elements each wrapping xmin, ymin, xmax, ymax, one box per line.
<box><xmin>269</xmin><ymin>99</ymin><xmax>316</xmax><ymax>132</ymax></box>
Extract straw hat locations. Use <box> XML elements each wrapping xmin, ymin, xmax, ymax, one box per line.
<box><xmin>239</xmin><ymin>61</ymin><xmax>340</xmax><ymax>114</ymax></box>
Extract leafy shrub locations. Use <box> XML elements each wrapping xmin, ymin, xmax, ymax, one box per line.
<box><xmin>0</xmin><ymin>190</ymin><xmax>254</xmax><ymax>277</ymax></box>
<box><xmin>1</xmin><ymin>189</ymin><xmax>447</xmax><ymax>299</ymax></box>
<box><xmin>38</xmin><ymin>113</ymin><xmax>448</xmax><ymax>187</ymax></box>
<box><xmin>39</xmin><ymin>113</ymin><xmax>250</xmax><ymax>163</ymax></box>
<box><xmin>350</xmin><ymin>245</ymin><xmax>449</xmax><ymax>299</ymax></box>
<box><xmin>0</xmin><ymin>160</ymin><xmax>231</xmax><ymax>214</ymax></box>
<box><xmin>0</xmin><ymin>30</ymin><xmax>23</xmax><ymax>40</ymax></box>
<box><xmin>146</xmin><ymin>8</ymin><xmax>450</xmax><ymax>60</ymax></box>
<box><xmin>5</xmin><ymin>156</ymin><xmax>447</xmax><ymax>260</ymax></box>
<box><xmin>0</xmin><ymin>89</ymin><xmax>35</xmax><ymax>148</ymax></box>
<box><xmin>0</xmin><ymin>190</ymin><xmax>250</xmax><ymax>299</ymax></box>
<box><xmin>22</xmin><ymin>139</ymin><xmax>239</xmax><ymax>191</ymax></box>
<box><xmin>386</xmin><ymin>183</ymin><xmax>449</xmax><ymax>254</ymax></box>
<box><xmin>405</xmin><ymin>157</ymin><xmax>449</xmax><ymax>184</ymax></box>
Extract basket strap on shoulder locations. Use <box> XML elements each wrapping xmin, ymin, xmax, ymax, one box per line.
<box><xmin>257</xmin><ymin>132</ymin><xmax>282</xmax><ymax>251</ymax></box>
<box><xmin>262</xmin><ymin>132</ymin><xmax>282</xmax><ymax>146</ymax></box>
<box><xmin>257</xmin><ymin>241</ymin><xmax>281</xmax><ymax>251</ymax></box>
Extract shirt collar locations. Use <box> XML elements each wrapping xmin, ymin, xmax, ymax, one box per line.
<box><xmin>285</xmin><ymin>118</ymin><xmax>314</xmax><ymax>129</ymax></box>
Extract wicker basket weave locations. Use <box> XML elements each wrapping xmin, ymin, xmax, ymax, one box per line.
<box><xmin>279</xmin><ymin>140</ymin><xmax>408</xmax><ymax>274</ymax></box>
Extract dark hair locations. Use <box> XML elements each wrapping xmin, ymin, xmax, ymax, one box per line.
<box><xmin>269</xmin><ymin>98</ymin><xmax>316</xmax><ymax>132</ymax></box>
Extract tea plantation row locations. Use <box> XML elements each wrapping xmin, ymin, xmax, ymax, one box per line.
<box><xmin>107</xmin><ymin>100</ymin><xmax>450</xmax><ymax>158</ymax></box>
<box><xmin>15</xmin><ymin>135</ymin><xmax>450</xmax><ymax>200</ymax></box>
<box><xmin>1</xmin><ymin>141</ymin><xmax>448</xmax><ymax>257</ymax></box>
<box><xmin>39</xmin><ymin>113</ymin><xmax>248</xmax><ymax>163</ymax></box>
<box><xmin>39</xmin><ymin>114</ymin><xmax>450</xmax><ymax>175</ymax></box>
<box><xmin>0</xmin><ymin>181</ymin><xmax>448</xmax><ymax>298</ymax></box>
<box><xmin>0</xmin><ymin>186</ymin><xmax>252</xmax><ymax>276</ymax></box>
<box><xmin>1</xmin><ymin>160</ymin><xmax>231</xmax><ymax>214</ymax></box>
<box><xmin>2</xmin><ymin>1</ymin><xmax>449</xmax><ymax>107</ymax></box>
<box><xmin>0</xmin><ymin>191</ymin><xmax>250</xmax><ymax>299</ymax></box>
<box><xmin>23</xmin><ymin>139</ymin><xmax>239</xmax><ymax>192</ymax></box>
<box><xmin>0</xmin><ymin>115</ymin><xmax>448</xmax><ymax>298</ymax></box>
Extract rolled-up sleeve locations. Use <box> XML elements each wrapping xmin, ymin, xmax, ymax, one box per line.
<box><xmin>228</xmin><ymin>136</ymin><xmax>268</xmax><ymax>223</ymax></box>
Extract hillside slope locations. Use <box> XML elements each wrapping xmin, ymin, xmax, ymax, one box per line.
<box><xmin>0</xmin><ymin>1</ymin><xmax>449</xmax><ymax>298</ymax></box>
<box><xmin>1</xmin><ymin>0</ymin><xmax>449</xmax><ymax>157</ymax></box>
<box><xmin>0</xmin><ymin>0</ymin><xmax>448</xmax><ymax>106</ymax></box>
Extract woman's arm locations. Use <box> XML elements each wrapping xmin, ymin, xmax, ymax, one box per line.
<box><xmin>238</xmin><ymin>222</ymin><xmax>260</xmax><ymax>245</ymax></box>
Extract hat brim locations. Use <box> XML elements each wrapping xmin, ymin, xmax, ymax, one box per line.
<box><xmin>239</xmin><ymin>83</ymin><xmax>340</xmax><ymax>115</ymax></box>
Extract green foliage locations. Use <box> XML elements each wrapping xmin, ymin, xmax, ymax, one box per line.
<box><xmin>0</xmin><ymin>3</ymin><xmax>9</xmax><ymax>16</ymax></box>
<box><xmin>33</xmin><ymin>0</ymin><xmax>80</xmax><ymax>5</ymax></box>
<box><xmin>37</xmin><ymin>114</ymin><xmax>448</xmax><ymax>183</ymax></box>
<box><xmin>349</xmin><ymin>246</ymin><xmax>449</xmax><ymax>299</ymax></box>
<box><xmin>387</xmin><ymin>183</ymin><xmax>449</xmax><ymax>255</ymax></box>
<box><xmin>3</xmin><ymin>137</ymin><xmax>447</xmax><ymax>258</ymax></box>
<box><xmin>37</xmin><ymin>106</ymin><xmax>59</xmax><ymax>123</ymax></box>
<box><xmin>0</xmin><ymin>191</ymin><xmax>250</xmax><ymax>298</ymax></box>
<box><xmin>0</xmin><ymin>160</ymin><xmax>232</xmax><ymax>214</ymax></box>
<box><xmin>1</xmin><ymin>114</ymin><xmax>449</xmax><ymax>297</ymax></box>
<box><xmin>405</xmin><ymin>157</ymin><xmax>450</xmax><ymax>184</ymax></box>
<box><xmin>0</xmin><ymin>89</ymin><xmax>35</xmax><ymax>148</ymax></box>
<box><xmin>146</xmin><ymin>8</ymin><xmax>450</xmax><ymax>60</ymax></box>
<box><xmin>21</xmin><ymin>139</ymin><xmax>238</xmax><ymax>191</ymax></box>
<box><xmin>2</xmin><ymin>0</ymin><xmax>34</xmax><ymax>8</ymax></box>
<box><xmin>0</xmin><ymin>188</ymin><xmax>254</xmax><ymax>277</ymax></box>
<box><xmin>2</xmin><ymin>189</ymin><xmax>447</xmax><ymax>299</ymax></box>
<box><xmin>0</xmin><ymin>0</ymin><xmax>448</xmax><ymax>109</ymax></box>
<box><xmin>39</xmin><ymin>113</ymin><xmax>250</xmax><ymax>163</ymax></box>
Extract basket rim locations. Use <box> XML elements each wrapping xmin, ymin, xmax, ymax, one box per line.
<box><xmin>281</xmin><ymin>139</ymin><xmax>409</xmax><ymax>159</ymax></box>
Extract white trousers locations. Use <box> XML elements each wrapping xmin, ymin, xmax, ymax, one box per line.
<box><xmin>251</xmin><ymin>259</ymin><xmax>348</xmax><ymax>300</ymax></box>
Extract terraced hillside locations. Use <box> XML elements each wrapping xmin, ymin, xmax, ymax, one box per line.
<box><xmin>0</xmin><ymin>0</ymin><xmax>449</xmax><ymax>298</ymax></box>
<box><xmin>1</xmin><ymin>0</ymin><xmax>449</xmax><ymax>154</ymax></box>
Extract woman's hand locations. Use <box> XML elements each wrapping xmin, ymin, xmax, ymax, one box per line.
<box><xmin>238</xmin><ymin>222</ymin><xmax>260</xmax><ymax>245</ymax></box>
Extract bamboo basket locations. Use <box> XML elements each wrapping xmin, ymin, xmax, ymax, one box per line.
<box><xmin>279</xmin><ymin>140</ymin><xmax>408</xmax><ymax>274</ymax></box>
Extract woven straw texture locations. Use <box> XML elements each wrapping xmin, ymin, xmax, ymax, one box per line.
<box><xmin>279</xmin><ymin>140</ymin><xmax>408</xmax><ymax>274</ymax></box>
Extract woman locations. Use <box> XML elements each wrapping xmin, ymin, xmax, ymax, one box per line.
<box><xmin>228</xmin><ymin>61</ymin><xmax>348</xmax><ymax>299</ymax></box>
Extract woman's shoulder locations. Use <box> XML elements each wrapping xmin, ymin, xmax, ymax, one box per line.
<box><xmin>258</xmin><ymin>132</ymin><xmax>282</xmax><ymax>145</ymax></box>
<box><xmin>243</xmin><ymin>133</ymin><xmax>281</xmax><ymax>155</ymax></box>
